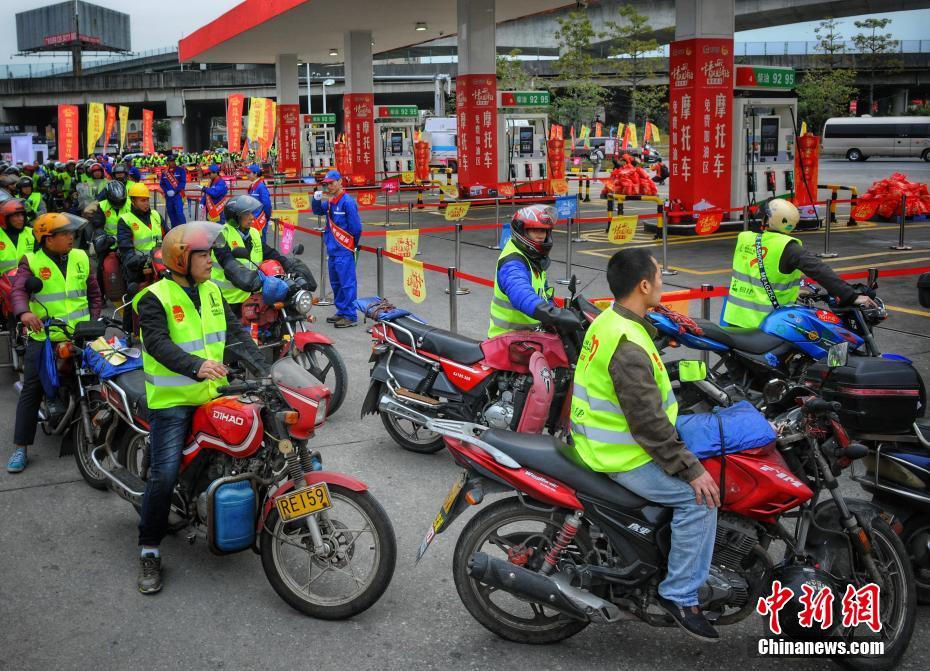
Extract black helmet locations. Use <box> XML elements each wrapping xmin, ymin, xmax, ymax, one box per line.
<box><xmin>17</xmin><ymin>176</ymin><xmax>34</xmax><ymax>190</ymax></box>
<box><xmin>112</xmin><ymin>164</ymin><xmax>128</xmax><ymax>178</ymax></box>
<box><xmin>105</xmin><ymin>180</ymin><xmax>127</xmax><ymax>208</ymax></box>
<box><xmin>3</xmin><ymin>166</ymin><xmax>20</xmax><ymax>176</ymax></box>
<box><xmin>510</xmin><ymin>204</ymin><xmax>556</xmax><ymax>265</ymax></box>
<box><xmin>224</xmin><ymin>194</ymin><xmax>262</xmax><ymax>225</ymax></box>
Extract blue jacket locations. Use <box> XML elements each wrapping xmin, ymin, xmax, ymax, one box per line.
<box><xmin>159</xmin><ymin>166</ymin><xmax>187</xmax><ymax>198</ymax></box>
<box><xmin>312</xmin><ymin>191</ymin><xmax>361</xmax><ymax>257</ymax></box>
<box><xmin>200</xmin><ymin>177</ymin><xmax>229</xmax><ymax>223</ymax></box>
<box><xmin>497</xmin><ymin>258</ymin><xmax>552</xmax><ymax>317</ymax></box>
<box><xmin>248</xmin><ymin>178</ymin><xmax>273</xmax><ymax>220</ymax></box>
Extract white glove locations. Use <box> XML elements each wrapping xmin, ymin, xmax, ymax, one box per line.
<box><xmin>313</xmin><ymin>190</ymin><xmax>323</xmax><ymax>201</ymax></box>
<box><xmin>166</xmin><ymin>190</ymin><xmax>175</xmax><ymax>197</ymax></box>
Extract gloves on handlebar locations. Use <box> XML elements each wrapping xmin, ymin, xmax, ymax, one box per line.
<box><xmin>533</xmin><ymin>304</ymin><xmax>583</xmax><ymax>334</ymax></box>
<box><xmin>261</xmin><ymin>275</ymin><xmax>290</xmax><ymax>305</ymax></box>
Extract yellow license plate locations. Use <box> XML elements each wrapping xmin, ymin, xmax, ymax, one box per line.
<box><xmin>275</xmin><ymin>483</ymin><xmax>332</xmax><ymax>522</ymax></box>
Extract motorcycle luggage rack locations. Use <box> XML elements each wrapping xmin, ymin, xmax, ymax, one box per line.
<box><xmin>424</xmin><ymin>418</ymin><xmax>522</xmax><ymax>469</ymax></box>
<box><xmin>850</xmin><ymin>440</ymin><xmax>930</xmax><ymax>505</ymax></box>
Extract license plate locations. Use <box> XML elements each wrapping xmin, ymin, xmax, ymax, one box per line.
<box><xmin>416</xmin><ymin>472</ymin><xmax>467</xmax><ymax>562</ymax></box>
<box><xmin>275</xmin><ymin>483</ymin><xmax>333</xmax><ymax>522</ymax></box>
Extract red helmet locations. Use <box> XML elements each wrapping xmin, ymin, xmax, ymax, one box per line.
<box><xmin>259</xmin><ymin>259</ymin><xmax>285</xmax><ymax>277</ymax></box>
<box><xmin>510</xmin><ymin>205</ymin><xmax>555</xmax><ymax>262</ymax></box>
<box><xmin>0</xmin><ymin>198</ymin><xmax>27</xmax><ymax>229</ymax></box>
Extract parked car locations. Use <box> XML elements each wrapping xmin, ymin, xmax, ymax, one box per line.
<box><xmin>822</xmin><ymin>116</ymin><xmax>930</xmax><ymax>162</ymax></box>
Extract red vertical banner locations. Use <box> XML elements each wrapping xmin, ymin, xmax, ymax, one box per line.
<box><xmin>277</xmin><ymin>103</ymin><xmax>301</xmax><ymax>178</ymax></box>
<box><xmin>57</xmin><ymin>105</ymin><xmax>79</xmax><ymax>162</ymax></box>
<box><xmin>668</xmin><ymin>38</ymin><xmax>733</xmax><ymax>217</ymax></box>
<box><xmin>142</xmin><ymin>109</ymin><xmax>155</xmax><ymax>154</ymax></box>
<box><xmin>793</xmin><ymin>133</ymin><xmax>820</xmax><ymax>216</ymax></box>
<box><xmin>227</xmin><ymin>94</ymin><xmax>244</xmax><ymax>154</ymax></box>
<box><xmin>455</xmin><ymin>74</ymin><xmax>498</xmax><ymax>194</ymax></box>
<box><xmin>343</xmin><ymin>93</ymin><xmax>375</xmax><ymax>184</ymax></box>
<box><xmin>103</xmin><ymin>105</ymin><xmax>117</xmax><ymax>149</ymax></box>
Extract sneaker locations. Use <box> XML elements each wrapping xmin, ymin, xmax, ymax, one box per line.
<box><xmin>138</xmin><ymin>555</ymin><xmax>163</xmax><ymax>594</ymax></box>
<box><xmin>326</xmin><ymin>315</ymin><xmax>339</xmax><ymax>323</ymax></box>
<box><xmin>656</xmin><ymin>595</ymin><xmax>719</xmax><ymax>642</ymax></box>
<box><xmin>333</xmin><ymin>317</ymin><xmax>357</xmax><ymax>329</ymax></box>
<box><xmin>6</xmin><ymin>448</ymin><xmax>27</xmax><ymax>473</ymax></box>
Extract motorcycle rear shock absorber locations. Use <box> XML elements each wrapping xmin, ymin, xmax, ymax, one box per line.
<box><xmin>541</xmin><ymin>511</ymin><xmax>583</xmax><ymax>576</ymax></box>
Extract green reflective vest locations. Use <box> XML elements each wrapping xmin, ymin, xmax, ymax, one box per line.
<box><xmin>569</xmin><ymin>308</ymin><xmax>678</xmax><ymax>473</ymax></box>
<box><xmin>26</xmin><ymin>249</ymin><xmax>91</xmax><ymax>342</ymax></box>
<box><xmin>211</xmin><ymin>225</ymin><xmax>262</xmax><ymax>305</ymax></box>
<box><xmin>100</xmin><ymin>199</ymin><xmax>129</xmax><ymax>237</ymax></box>
<box><xmin>0</xmin><ymin>226</ymin><xmax>35</xmax><ymax>274</ymax></box>
<box><xmin>24</xmin><ymin>192</ymin><xmax>44</xmax><ymax>218</ymax></box>
<box><xmin>487</xmin><ymin>240</ymin><xmax>553</xmax><ymax>338</ymax></box>
<box><xmin>723</xmin><ymin>230</ymin><xmax>802</xmax><ymax>329</ymax></box>
<box><xmin>133</xmin><ymin>279</ymin><xmax>228</xmax><ymax>409</ymax></box>
<box><xmin>122</xmin><ymin>210</ymin><xmax>162</xmax><ymax>253</ymax></box>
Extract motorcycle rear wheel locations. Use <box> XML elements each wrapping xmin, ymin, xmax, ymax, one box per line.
<box><xmin>260</xmin><ymin>485</ymin><xmax>396</xmax><ymax>620</ymax></box>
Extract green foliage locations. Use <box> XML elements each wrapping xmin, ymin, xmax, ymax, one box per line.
<box><xmin>796</xmin><ymin>69</ymin><xmax>858</xmax><ymax>133</ymax></box>
<box><xmin>631</xmin><ymin>86</ymin><xmax>667</xmax><ymax>127</ymax></box>
<box><xmin>852</xmin><ymin>17</ymin><xmax>901</xmax><ymax>110</ymax></box>
<box><xmin>549</xmin><ymin>10</ymin><xmax>607</xmax><ymax>127</ymax></box>
<box><xmin>153</xmin><ymin>119</ymin><xmax>171</xmax><ymax>147</ymax></box>
<box><xmin>604</xmin><ymin>4</ymin><xmax>659</xmax><ymax>123</ymax></box>
<box><xmin>813</xmin><ymin>18</ymin><xmax>847</xmax><ymax>68</ymax></box>
<box><xmin>496</xmin><ymin>49</ymin><xmax>534</xmax><ymax>91</ymax></box>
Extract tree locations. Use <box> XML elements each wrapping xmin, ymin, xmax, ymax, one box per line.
<box><xmin>604</xmin><ymin>4</ymin><xmax>659</xmax><ymax>124</ymax></box>
<box><xmin>852</xmin><ymin>18</ymin><xmax>900</xmax><ymax>112</ymax></box>
<box><xmin>153</xmin><ymin>119</ymin><xmax>171</xmax><ymax>148</ymax></box>
<box><xmin>496</xmin><ymin>48</ymin><xmax>534</xmax><ymax>91</ymax></box>
<box><xmin>550</xmin><ymin>10</ymin><xmax>608</xmax><ymax>128</ymax></box>
<box><xmin>813</xmin><ymin>18</ymin><xmax>847</xmax><ymax>68</ymax></box>
<box><xmin>796</xmin><ymin>69</ymin><xmax>858</xmax><ymax>133</ymax></box>
<box><xmin>631</xmin><ymin>85</ymin><xmax>667</xmax><ymax>132</ymax></box>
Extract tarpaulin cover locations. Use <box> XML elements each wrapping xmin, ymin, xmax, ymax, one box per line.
<box><xmin>676</xmin><ymin>401</ymin><xmax>776</xmax><ymax>460</ymax></box>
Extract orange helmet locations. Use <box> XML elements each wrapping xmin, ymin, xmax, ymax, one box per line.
<box><xmin>160</xmin><ymin>221</ymin><xmax>224</xmax><ymax>275</ymax></box>
<box><xmin>33</xmin><ymin>212</ymin><xmax>87</xmax><ymax>243</ymax></box>
<box><xmin>0</xmin><ymin>199</ymin><xmax>27</xmax><ymax>229</ymax></box>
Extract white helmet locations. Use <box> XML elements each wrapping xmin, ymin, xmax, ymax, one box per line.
<box><xmin>764</xmin><ymin>198</ymin><xmax>800</xmax><ymax>234</ymax></box>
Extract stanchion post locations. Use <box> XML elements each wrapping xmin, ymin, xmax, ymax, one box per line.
<box><xmin>557</xmin><ymin>218</ymin><xmax>573</xmax><ymax>285</ymax></box>
<box><xmin>376</xmin><ymin>246</ymin><xmax>384</xmax><ymax>297</ymax></box>
<box><xmin>489</xmin><ymin>197</ymin><xmax>502</xmax><ymax>250</ymax></box>
<box><xmin>818</xmin><ymin>192</ymin><xmax>838</xmax><ymax>258</ymax></box>
<box><xmin>447</xmin><ymin>267</ymin><xmax>458</xmax><ymax>333</ymax></box>
<box><xmin>445</xmin><ymin>223</ymin><xmax>470</xmax><ymax>295</ymax></box>
<box><xmin>385</xmin><ymin>191</ymin><xmax>391</xmax><ymax>226</ymax></box>
<box><xmin>742</xmin><ymin>204</ymin><xmax>749</xmax><ymax>231</ymax></box>
<box><xmin>700</xmin><ymin>284</ymin><xmax>712</xmax><ymax>366</ymax></box>
<box><xmin>407</xmin><ymin>203</ymin><xmax>413</xmax><ymax>229</ymax></box>
<box><xmin>890</xmin><ymin>194</ymin><xmax>912</xmax><ymax>250</ymax></box>
<box><xmin>660</xmin><ymin>204</ymin><xmax>677</xmax><ymax>276</ymax></box>
<box><xmin>316</xmin><ymin>232</ymin><xmax>333</xmax><ymax>306</ymax></box>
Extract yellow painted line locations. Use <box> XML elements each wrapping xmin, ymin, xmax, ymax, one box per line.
<box><xmin>884</xmin><ymin>304</ymin><xmax>930</xmax><ymax>318</ymax></box>
<box><xmin>833</xmin><ymin>257</ymin><xmax>930</xmax><ymax>273</ymax></box>
<box><xmin>664</xmin><ymin>249</ymin><xmax>929</xmax><ymax>276</ymax></box>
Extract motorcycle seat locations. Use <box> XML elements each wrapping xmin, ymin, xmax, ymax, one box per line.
<box><xmin>110</xmin><ymin>368</ymin><xmax>148</xmax><ymax>423</ymax></box>
<box><xmin>482</xmin><ymin>429</ymin><xmax>651</xmax><ymax>509</ymax></box>
<box><xmin>390</xmin><ymin>316</ymin><xmax>485</xmax><ymax>365</ymax></box>
<box><xmin>694</xmin><ymin>319</ymin><xmax>784</xmax><ymax>355</ymax></box>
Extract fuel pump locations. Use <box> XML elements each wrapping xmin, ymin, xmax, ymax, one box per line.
<box><xmin>374</xmin><ymin>105</ymin><xmax>419</xmax><ymax>177</ymax></box>
<box><xmin>496</xmin><ymin>91</ymin><xmax>550</xmax><ymax>192</ymax></box>
<box><xmin>302</xmin><ymin>113</ymin><xmax>336</xmax><ymax>173</ymax></box>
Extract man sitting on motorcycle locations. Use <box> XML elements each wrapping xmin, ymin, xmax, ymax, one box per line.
<box><xmin>488</xmin><ymin>205</ymin><xmax>580</xmax><ymax>337</ymax></box>
<box><xmin>16</xmin><ymin>176</ymin><xmax>47</xmax><ymax>221</ymax></box>
<box><xmin>211</xmin><ymin>194</ymin><xmax>317</xmax><ymax>316</ymax></box>
<box><xmin>0</xmin><ymin>199</ymin><xmax>35</xmax><ymax>276</ymax></box>
<box><xmin>7</xmin><ymin>213</ymin><xmax>103</xmax><ymax>473</ymax></box>
<box><xmin>132</xmin><ymin>222</ymin><xmax>268</xmax><ymax>594</ymax></box>
<box><xmin>723</xmin><ymin>198</ymin><xmax>878</xmax><ymax>328</ymax></box>
<box><xmin>570</xmin><ymin>248</ymin><xmax>720</xmax><ymax>641</ymax></box>
<box><xmin>90</xmin><ymin>180</ymin><xmax>129</xmax><ymax>247</ymax></box>
<box><xmin>117</xmin><ymin>182</ymin><xmax>164</xmax><ymax>288</ymax></box>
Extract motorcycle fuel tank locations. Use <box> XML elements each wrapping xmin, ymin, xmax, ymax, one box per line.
<box><xmin>184</xmin><ymin>397</ymin><xmax>263</xmax><ymax>467</ymax></box>
<box><xmin>760</xmin><ymin>307</ymin><xmax>863</xmax><ymax>359</ymax></box>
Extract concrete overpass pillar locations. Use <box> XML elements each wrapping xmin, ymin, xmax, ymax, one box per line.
<box><xmin>668</xmin><ymin>0</ymin><xmax>735</xmax><ymax>214</ymax></box>
<box><xmin>456</xmin><ymin>0</ymin><xmax>498</xmax><ymax>192</ymax></box>
<box><xmin>343</xmin><ymin>30</ymin><xmax>375</xmax><ymax>184</ymax></box>
<box><xmin>275</xmin><ymin>52</ymin><xmax>302</xmax><ymax>176</ymax></box>
<box><xmin>892</xmin><ymin>88</ymin><xmax>909</xmax><ymax>115</ymax></box>
<box><xmin>166</xmin><ymin>95</ymin><xmax>185</xmax><ymax>152</ymax></box>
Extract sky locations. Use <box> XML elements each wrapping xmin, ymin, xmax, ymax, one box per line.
<box><xmin>2</xmin><ymin>1</ymin><xmax>928</xmax><ymax>65</ymax></box>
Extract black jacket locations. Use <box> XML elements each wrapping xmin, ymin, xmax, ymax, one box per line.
<box><xmin>213</xmin><ymin>225</ymin><xmax>317</xmax><ymax>294</ymax></box>
<box><xmin>780</xmin><ymin>241</ymin><xmax>856</xmax><ymax>305</ymax></box>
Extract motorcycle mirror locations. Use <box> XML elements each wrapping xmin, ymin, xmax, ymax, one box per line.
<box><xmin>827</xmin><ymin>342</ymin><xmax>849</xmax><ymax>368</ymax></box>
<box><xmin>24</xmin><ymin>277</ymin><xmax>43</xmax><ymax>294</ymax></box>
<box><xmin>292</xmin><ymin>243</ymin><xmax>304</xmax><ymax>256</ymax></box>
<box><xmin>867</xmin><ymin>267</ymin><xmax>879</xmax><ymax>289</ymax></box>
<box><xmin>763</xmin><ymin>378</ymin><xmax>789</xmax><ymax>405</ymax></box>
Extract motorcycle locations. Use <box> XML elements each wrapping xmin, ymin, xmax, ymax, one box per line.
<box><xmin>89</xmin><ymin>356</ymin><xmax>397</xmax><ymax>619</ymax></box>
<box><xmin>396</xmin><ymin>396</ymin><xmax>916</xmax><ymax>670</ymax></box>
<box><xmin>0</xmin><ymin>267</ymin><xmax>28</xmax><ymax>374</ymax></box>
<box><xmin>355</xmin><ymin>285</ymin><xmax>590</xmax><ymax>454</ymax></box>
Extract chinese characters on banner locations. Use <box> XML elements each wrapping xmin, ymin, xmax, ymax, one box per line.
<box><xmin>403</xmin><ymin>257</ymin><xmax>427</xmax><ymax>304</ymax></box>
<box><xmin>227</xmin><ymin>94</ymin><xmax>244</xmax><ymax>154</ymax></box>
<box><xmin>343</xmin><ymin>93</ymin><xmax>375</xmax><ymax>184</ymax></box>
<box><xmin>607</xmin><ymin>215</ymin><xmax>638</xmax><ymax>243</ymax></box>
<box><xmin>455</xmin><ymin>74</ymin><xmax>498</xmax><ymax>192</ymax></box>
<box><xmin>356</xmin><ymin>190</ymin><xmax>378</xmax><ymax>206</ymax></box>
<box><xmin>57</xmin><ymin>105</ymin><xmax>79</xmax><ymax>162</ymax></box>
<box><xmin>103</xmin><ymin>106</ymin><xmax>117</xmax><ymax>150</ymax></box>
<box><xmin>695</xmin><ymin>211</ymin><xmax>723</xmax><ymax>235</ymax></box>
<box><xmin>793</xmin><ymin>133</ymin><xmax>820</xmax><ymax>218</ymax></box>
<box><xmin>444</xmin><ymin>202</ymin><xmax>471</xmax><ymax>221</ymax></box>
<box><xmin>277</xmin><ymin>104</ymin><xmax>301</xmax><ymax>177</ymax></box>
<box><xmin>142</xmin><ymin>109</ymin><xmax>155</xmax><ymax>155</ymax></box>
<box><xmin>668</xmin><ymin>38</ymin><xmax>733</xmax><ymax>217</ymax></box>
<box><xmin>247</xmin><ymin>97</ymin><xmax>265</xmax><ymax>142</ymax></box>
<box><xmin>86</xmin><ymin>102</ymin><xmax>104</xmax><ymax>155</ymax></box>
<box><xmin>385</xmin><ymin>229</ymin><xmax>420</xmax><ymax>262</ymax></box>
<box><xmin>118</xmin><ymin>106</ymin><xmax>129</xmax><ymax>152</ymax></box>
<box><xmin>289</xmin><ymin>192</ymin><xmax>310</xmax><ymax>211</ymax></box>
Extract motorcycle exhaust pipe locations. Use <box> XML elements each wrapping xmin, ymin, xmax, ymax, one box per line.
<box><xmin>692</xmin><ymin>379</ymin><xmax>731</xmax><ymax>407</ymax></box>
<box><xmin>378</xmin><ymin>393</ymin><xmax>433</xmax><ymax>426</ymax></box>
<box><xmin>467</xmin><ymin>552</ymin><xmax>623</xmax><ymax>624</ymax></box>
<box><xmin>89</xmin><ymin>444</ymin><xmax>144</xmax><ymax>506</ymax></box>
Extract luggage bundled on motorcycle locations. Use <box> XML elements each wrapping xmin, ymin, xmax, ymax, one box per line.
<box><xmin>804</xmin><ymin>355</ymin><xmax>924</xmax><ymax>433</ymax></box>
<box><xmin>676</xmin><ymin>401</ymin><xmax>776</xmax><ymax>459</ymax></box>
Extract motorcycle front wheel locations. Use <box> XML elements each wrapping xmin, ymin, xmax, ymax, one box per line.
<box><xmin>295</xmin><ymin>344</ymin><xmax>348</xmax><ymax>417</ymax></box>
<box><xmin>260</xmin><ymin>484</ymin><xmax>396</xmax><ymax>620</ymax></box>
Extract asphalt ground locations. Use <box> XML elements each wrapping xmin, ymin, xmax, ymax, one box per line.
<box><xmin>3</xmin><ymin>158</ymin><xmax>930</xmax><ymax>670</ymax></box>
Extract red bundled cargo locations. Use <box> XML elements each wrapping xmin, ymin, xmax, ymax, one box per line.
<box><xmin>857</xmin><ymin>172</ymin><xmax>930</xmax><ymax>220</ymax></box>
<box><xmin>600</xmin><ymin>163</ymin><xmax>658</xmax><ymax>197</ymax></box>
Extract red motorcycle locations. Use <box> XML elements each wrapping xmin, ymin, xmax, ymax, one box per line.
<box><xmin>403</xmin><ymin>397</ymin><xmax>916</xmax><ymax>670</ymax></box>
<box><xmin>89</xmin><ymin>356</ymin><xmax>396</xmax><ymax>619</ymax></box>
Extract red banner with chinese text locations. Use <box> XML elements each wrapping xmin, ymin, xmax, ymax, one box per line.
<box><xmin>142</xmin><ymin>109</ymin><xmax>155</xmax><ymax>154</ymax></box>
<box><xmin>793</xmin><ymin>134</ymin><xmax>820</xmax><ymax>212</ymax></box>
<box><xmin>456</xmin><ymin>74</ymin><xmax>498</xmax><ymax>191</ymax></box>
<box><xmin>57</xmin><ymin>105</ymin><xmax>79</xmax><ymax>162</ymax></box>
<box><xmin>227</xmin><ymin>94</ymin><xmax>244</xmax><ymax>154</ymax></box>
<box><xmin>103</xmin><ymin>105</ymin><xmax>117</xmax><ymax>149</ymax></box>
<box><xmin>668</xmin><ymin>38</ymin><xmax>734</xmax><ymax>215</ymax></box>
<box><xmin>277</xmin><ymin>104</ymin><xmax>301</xmax><ymax>178</ymax></box>
<box><xmin>343</xmin><ymin>93</ymin><xmax>375</xmax><ymax>184</ymax></box>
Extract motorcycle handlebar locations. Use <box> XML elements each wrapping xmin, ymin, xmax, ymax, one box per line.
<box><xmin>802</xmin><ymin>398</ymin><xmax>841</xmax><ymax>417</ymax></box>
<box><xmin>216</xmin><ymin>379</ymin><xmax>263</xmax><ymax>395</ymax></box>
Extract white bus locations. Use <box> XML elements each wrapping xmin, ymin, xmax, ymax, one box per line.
<box><xmin>822</xmin><ymin>116</ymin><xmax>930</xmax><ymax>161</ymax></box>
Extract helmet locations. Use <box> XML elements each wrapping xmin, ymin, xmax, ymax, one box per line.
<box><xmin>16</xmin><ymin>177</ymin><xmax>33</xmax><ymax>192</ymax></box>
<box><xmin>112</xmin><ymin>164</ymin><xmax>128</xmax><ymax>178</ymax></box>
<box><xmin>86</xmin><ymin>162</ymin><xmax>104</xmax><ymax>178</ymax></box>
<box><xmin>127</xmin><ymin>182</ymin><xmax>150</xmax><ymax>200</ymax></box>
<box><xmin>34</xmin><ymin>175</ymin><xmax>49</xmax><ymax>190</ymax></box>
<box><xmin>105</xmin><ymin>180</ymin><xmax>127</xmax><ymax>208</ymax></box>
<box><xmin>510</xmin><ymin>205</ymin><xmax>556</xmax><ymax>262</ymax></box>
<box><xmin>259</xmin><ymin>259</ymin><xmax>285</xmax><ymax>277</ymax></box>
<box><xmin>0</xmin><ymin>175</ymin><xmax>18</xmax><ymax>192</ymax></box>
<box><xmin>151</xmin><ymin>248</ymin><xmax>168</xmax><ymax>278</ymax></box>
<box><xmin>764</xmin><ymin>198</ymin><xmax>800</xmax><ymax>234</ymax></box>
<box><xmin>0</xmin><ymin>199</ymin><xmax>27</xmax><ymax>228</ymax></box>
<box><xmin>224</xmin><ymin>194</ymin><xmax>261</xmax><ymax>225</ymax></box>
<box><xmin>33</xmin><ymin>212</ymin><xmax>87</xmax><ymax>243</ymax></box>
<box><xmin>54</xmin><ymin>162</ymin><xmax>65</xmax><ymax>171</ymax></box>
<box><xmin>3</xmin><ymin>166</ymin><xmax>20</xmax><ymax>176</ymax></box>
<box><xmin>160</xmin><ymin>222</ymin><xmax>224</xmax><ymax>275</ymax></box>
<box><xmin>770</xmin><ymin>564</ymin><xmax>842</xmax><ymax>641</ymax></box>
<box><xmin>22</xmin><ymin>164</ymin><xmax>35</xmax><ymax>175</ymax></box>
<box><xmin>128</xmin><ymin>167</ymin><xmax>142</xmax><ymax>181</ymax></box>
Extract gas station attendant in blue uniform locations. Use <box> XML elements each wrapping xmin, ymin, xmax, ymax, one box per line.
<box><xmin>200</xmin><ymin>165</ymin><xmax>229</xmax><ymax>224</ymax></box>
<box><xmin>159</xmin><ymin>154</ymin><xmax>187</xmax><ymax>228</ymax></box>
<box><xmin>312</xmin><ymin>170</ymin><xmax>360</xmax><ymax>328</ymax></box>
<box><xmin>246</xmin><ymin>164</ymin><xmax>273</xmax><ymax>243</ymax></box>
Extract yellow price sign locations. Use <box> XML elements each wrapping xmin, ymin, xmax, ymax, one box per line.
<box><xmin>441</xmin><ymin>184</ymin><xmax>459</xmax><ymax>199</ymax></box>
<box><xmin>272</xmin><ymin>209</ymin><xmax>299</xmax><ymax>228</ymax></box>
<box><xmin>444</xmin><ymin>202</ymin><xmax>471</xmax><ymax>221</ymax></box>
<box><xmin>401</xmin><ymin>171</ymin><xmax>415</xmax><ymax>185</ymax></box>
<box><xmin>289</xmin><ymin>192</ymin><xmax>311</xmax><ymax>211</ymax></box>
<box><xmin>550</xmin><ymin>178</ymin><xmax>568</xmax><ymax>196</ymax></box>
<box><xmin>607</xmin><ymin>215</ymin><xmax>638</xmax><ymax>244</ymax></box>
<box><xmin>199</xmin><ymin>179</ymin><xmax>211</xmax><ymax>187</ymax></box>
<box><xmin>385</xmin><ymin>229</ymin><xmax>419</xmax><ymax>263</ymax></box>
<box><xmin>403</xmin><ymin>257</ymin><xmax>427</xmax><ymax>304</ymax></box>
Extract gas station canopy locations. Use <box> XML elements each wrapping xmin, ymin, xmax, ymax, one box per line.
<box><xmin>179</xmin><ymin>0</ymin><xmax>571</xmax><ymax>64</ymax></box>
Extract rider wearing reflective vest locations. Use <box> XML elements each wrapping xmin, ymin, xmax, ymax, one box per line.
<box><xmin>16</xmin><ymin>177</ymin><xmax>46</xmax><ymax>222</ymax></box>
<box><xmin>723</xmin><ymin>198</ymin><xmax>877</xmax><ymax>328</ymax></box>
<box><xmin>132</xmin><ymin>221</ymin><xmax>266</xmax><ymax>595</ymax></box>
<box><xmin>569</xmin><ymin>248</ymin><xmax>720</xmax><ymax>642</ymax></box>
<box><xmin>488</xmin><ymin>205</ymin><xmax>581</xmax><ymax>338</ymax></box>
<box><xmin>199</xmin><ymin>165</ymin><xmax>229</xmax><ymax>223</ymax></box>
<box><xmin>311</xmin><ymin>170</ymin><xmax>361</xmax><ymax>328</ymax></box>
<box><xmin>92</xmin><ymin>180</ymin><xmax>130</xmax><ymax>242</ymax></box>
<box><xmin>118</xmin><ymin>181</ymin><xmax>164</xmax><ymax>287</ymax></box>
<box><xmin>7</xmin><ymin>213</ymin><xmax>103</xmax><ymax>475</ymax></box>
<box><xmin>0</xmin><ymin>199</ymin><xmax>34</xmax><ymax>275</ymax></box>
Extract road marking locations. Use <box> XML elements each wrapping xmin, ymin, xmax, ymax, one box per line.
<box><xmin>884</xmin><ymin>304</ymin><xmax>930</xmax><ymax>318</ymax></box>
<box><xmin>662</xmin><ymin>249</ymin><xmax>929</xmax><ymax>276</ymax></box>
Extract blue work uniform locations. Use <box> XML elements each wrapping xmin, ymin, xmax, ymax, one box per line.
<box><xmin>159</xmin><ymin>166</ymin><xmax>188</xmax><ymax>228</ymax></box>
<box><xmin>200</xmin><ymin>177</ymin><xmax>229</xmax><ymax>224</ymax></box>
<box><xmin>247</xmin><ymin>177</ymin><xmax>273</xmax><ymax>243</ymax></box>
<box><xmin>312</xmin><ymin>191</ymin><xmax>361</xmax><ymax>322</ymax></box>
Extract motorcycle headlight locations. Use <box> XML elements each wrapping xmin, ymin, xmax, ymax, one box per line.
<box><xmin>314</xmin><ymin>398</ymin><xmax>327</xmax><ymax>425</ymax></box>
<box><xmin>293</xmin><ymin>290</ymin><xmax>314</xmax><ymax>316</ymax></box>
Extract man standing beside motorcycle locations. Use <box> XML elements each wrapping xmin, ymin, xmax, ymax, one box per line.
<box><xmin>7</xmin><ymin>213</ymin><xmax>103</xmax><ymax>473</ymax></box>
<box><xmin>570</xmin><ymin>248</ymin><xmax>721</xmax><ymax>642</ymax></box>
<box><xmin>723</xmin><ymin>198</ymin><xmax>878</xmax><ymax>328</ymax></box>
<box><xmin>488</xmin><ymin>205</ymin><xmax>580</xmax><ymax>337</ymax></box>
<box><xmin>159</xmin><ymin>153</ymin><xmax>187</xmax><ymax>229</ymax></box>
<box><xmin>311</xmin><ymin>170</ymin><xmax>360</xmax><ymax>328</ymax></box>
<box><xmin>132</xmin><ymin>221</ymin><xmax>269</xmax><ymax>594</ymax></box>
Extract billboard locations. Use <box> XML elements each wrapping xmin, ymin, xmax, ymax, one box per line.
<box><xmin>16</xmin><ymin>1</ymin><xmax>130</xmax><ymax>53</ymax></box>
